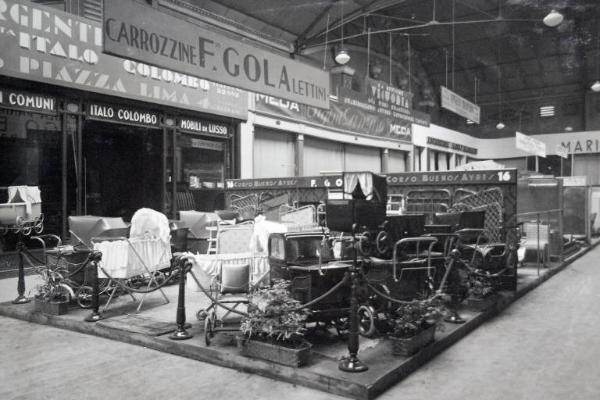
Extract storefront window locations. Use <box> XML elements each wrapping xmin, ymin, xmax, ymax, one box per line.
<box><xmin>0</xmin><ymin>108</ymin><xmax>63</xmax><ymax>234</ymax></box>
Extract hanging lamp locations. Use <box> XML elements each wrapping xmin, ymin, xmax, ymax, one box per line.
<box><xmin>335</xmin><ymin>1</ymin><xmax>350</xmax><ymax>64</ymax></box>
<box><xmin>543</xmin><ymin>9</ymin><xmax>563</xmax><ymax>27</ymax></box>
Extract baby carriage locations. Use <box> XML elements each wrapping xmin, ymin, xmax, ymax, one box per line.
<box><xmin>87</xmin><ymin>209</ymin><xmax>172</xmax><ymax>312</ymax></box>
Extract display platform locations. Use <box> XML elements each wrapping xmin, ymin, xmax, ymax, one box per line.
<box><xmin>0</xmin><ymin>240</ymin><xmax>596</xmax><ymax>400</ymax></box>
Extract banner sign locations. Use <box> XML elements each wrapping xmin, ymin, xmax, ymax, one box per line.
<box><xmin>86</xmin><ymin>102</ymin><xmax>160</xmax><ymax>128</ymax></box>
<box><xmin>0</xmin><ymin>0</ymin><xmax>248</xmax><ymax>120</ymax></box>
<box><xmin>516</xmin><ymin>131</ymin><xmax>546</xmax><ymax>157</ymax></box>
<box><xmin>560</xmin><ymin>176</ymin><xmax>588</xmax><ymax>186</ymax></box>
<box><xmin>226</xmin><ymin>175</ymin><xmax>343</xmax><ymax>190</ymax></box>
<box><xmin>340</xmin><ymin>83</ymin><xmax>429</xmax><ymax>127</ymax></box>
<box><xmin>0</xmin><ymin>89</ymin><xmax>57</xmax><ymax>115</ymax></box>
<box><xmin>178</xmin><ymin>117</ymin><xmax>230</xmax><ymax>138</ymax></box>
<box><xmin>103</xmin><ymin>0</ymin><xmax>330</xmax><ymax>109</ymax></box>
<box><xmin>387</xmin><ymin>169</ymin><xmax>517</xmax><ymax>186</ymax></box>
<box><xmin>555</xmin><ymin>144</ymin><xmax>569</xmax><ymax>158</ymax></box>
<box><xmin>440</xmin><ymin>86</ymin><xmax>480</xmax><ymax>123</ymax></box>
<box><xmin>255</xmin><ymin>94</ymin><xmax>412</xmax><ymax>142</ymax></box>
<box><xmin>427</xmin><ymin>136</ymin><xmax>478</xmax><ymax>155</ymax></box>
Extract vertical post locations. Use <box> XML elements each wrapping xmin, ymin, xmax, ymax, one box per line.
<box><xmin>535</xmin><ymin>156</ymin><xmax>539</xmax><ymax>173</ymax></box>
<box><xmin>61</xmin><ymin>111</ymin><xmax>68</xmax><ymax>239</ymax></box>
<box><xmin>339</xmin><ymin>224</ymin><xmax>368</xmax><ymax>373</ymax></box>
<box><xmin>536</xmin><ymin>213</ymin><xmax>541</xmax><ymax>276</ymax></box>
<box><xmin>171</xmin><ymin>129</ymin><xmax>177</xmax><ymax>219</ymax></box>
<box><xmin>381</xmin><ymin>148</ymin><xmax>389</xmax><ymax>174</ymax></box>
<box><xmin>170</xmin><ymin>260</ymin><xmax>193</xmax><ymax>340</ymax></box>
<box><xmin>76</xmin><ymin>113</ymin><xmax>83</xmax><ymax>215</ymax></box>
<box><xmin>295</xmin><ymin>133</ymin><xmax>304</xmax><ymax>177</ymax></box>
<box><xmin>12</xmin><ymin>236</ymin><xmax>30</xmax><ymax>304</ymax></box>
<box><xmin>85</xmin><ymin>251</ymin><xmax>103</xmax><ymax>322</ymax></box>
<box><xmin>162</xmin><ymin>126</ymin><xmax>168</xmax><ymax>214</ymax></box>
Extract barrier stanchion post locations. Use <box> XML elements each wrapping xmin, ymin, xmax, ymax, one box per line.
<box><xmin>170</xmin><ymin>260</ymin><xmax>193</xmax><ymax>340</ymax></box>
<box><xmin>536</xmin><ymin>213</ymin><xmax>541</xmax><ymax>276</ymax></box>
<box><xmin>85</xmin><ymin>251</ymin><xmax>103</xmax><ymax>322</ymax></box>
<box><xmin>12</xmin><ymin>237</ymin><xmax>31</xmax><ymax>304</ymax></box>
<box><xmin>339</xmin><ymin>224</ymin><xmax>368</xmax><ymax>373</ymax></box>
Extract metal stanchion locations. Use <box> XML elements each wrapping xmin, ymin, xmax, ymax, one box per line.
<box><xmin>339</xmin><ymin>224</ymin><xmax>368</xmax><ymax>373</ymax></box>
<box><xmin>536</xmin><ymin>213</ymin><xmax>541</xmax><ymax>276</ymax></box>
<box><xmin>12</xmin><ymin>238</ymin><xmax>31</xmax><ymax>304</ymax></box>
<box><xmin>85</xmin><ymin>251</ymin><xmax>103</xmax><ymax>322</ymax></box>
<box><xmin>443</xmin><ymin>250</ymin><xmax>465</xmax><ymax>324</ymax></box>
<box><xmin>170</xmin><ymin>260</ymin><xmax>193</xmax><ymax>340</ymax></box>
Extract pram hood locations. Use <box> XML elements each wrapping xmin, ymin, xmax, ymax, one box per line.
<box><xmin>130</xmin><ymin>208</ymin><xmax>170</xmax><ymax>242</ymax></box>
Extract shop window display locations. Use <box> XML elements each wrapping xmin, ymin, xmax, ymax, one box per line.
<box><xmin>0</xmin><ymin>108</ymin><xmax>64</xmax><ymax>235</ymax></box>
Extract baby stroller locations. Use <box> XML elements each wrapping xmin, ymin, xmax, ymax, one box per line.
<box><xmin>201</xmin><ymin>259</ymin><xmax>252</xmax><ymax>346</ymax></box>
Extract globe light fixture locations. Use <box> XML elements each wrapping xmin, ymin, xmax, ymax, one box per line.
<box><xmin>335</xmin><ymin>0</ymin><xmax>351</xmax><ymax>65</ymax></box>
<box><xmin>335</xmin><ymin>48</ymin><xmax>350</xmax><ymax>65</ymax></box>
<box><xmin>591</xmin><ymin>80</ymin><xmax>600</xmax><ymax>92</ymax></box>
<box><xmin>543</xmin><ymin>9</ymin><xmax>563</xmax><ymax>27</ymax></box>
<box><xmin>496</xmin><ymin>121</ymin><xmax>505</xmax><ymax>130</ymax></box>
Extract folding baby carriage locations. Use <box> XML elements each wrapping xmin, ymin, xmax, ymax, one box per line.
<box><xmin>90</xmin><ymin>208</ymin><xmax>172</xmax><ymax>312</ymax></box>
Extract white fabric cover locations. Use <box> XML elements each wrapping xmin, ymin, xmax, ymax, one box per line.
<box><xmin>186</xmin><ymin>252</ymin><xmax>269</xmax><ymax>289</ymax></box>
<box><xmin>95</xmin><ymin>238</ymin><xmax>171</xmax><ymax>279</ymax></box>
<box><xmin>130</xmin><ymin>208</ymin><xmax>170</xmax><ymax>242</ymax></box>
<box><xmin>95</xmin><ymin>208</ymin><xmax>171</xmax><ymax>279</ymax></box>
<box><xmin>249</xmin><ymin>217</ymin><xmax>290</xmax><ymax>254</ymax></box>
<box><xmin>7</xmin><ymin>186</ymin><xmax>41</xmax><ymax>216</ymax></box>
<box><xmin>344</xmin><ymin>172</ymin><xmax>375</xmax><ymax>200</ymax></box>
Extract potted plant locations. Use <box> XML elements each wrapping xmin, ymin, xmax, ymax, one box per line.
<box><xmin>388</xmin><ymin>297</ymin><xmax>447</xmax><ymax>357</ymax></box>
<box><xmin>33</xmin><ymin>266</ymin><xmax>73</xmax><ymax>315</ymax></box>
<box><xmin>239</xmin><ymin>280</ymin><xmax>312</xmax><ymax>367</ymax></box>
<box><xmin>465</xmin><ymin>273</ymin><xmax>498</xmax><ymax>312</ymax></box>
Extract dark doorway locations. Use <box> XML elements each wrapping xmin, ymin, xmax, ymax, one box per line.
<box><xmin>83</xmin><ymin>121</ymin><xmax>162</xmax><ymax>221</ymax></box>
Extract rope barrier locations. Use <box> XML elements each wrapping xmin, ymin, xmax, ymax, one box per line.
<box><xmin>183</xmin><ymin>260</ymin><xmax>350</xmax><ymax>317</ymax></box>
<box><xmin>289</xmin><ymin>273</ymin><xmax>349</xmax><ymax>311</ymax></box>
<box><xmin>367</xmin><ymin>282</ymin><xmax>443</xmax><ymax>305</ymax></box>
<box><xmin>98</xmin><ymin>265</ymin><xmax>180</xmax><ymax>294</ymax></box>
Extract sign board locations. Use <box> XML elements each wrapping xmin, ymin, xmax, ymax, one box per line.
<box><xmin>86</xmin><ymin>102</ymin><xmax>160</xmax><ymax>128</ymax></box>
<box><xmin>103</xmin><ymin>0</ymin><xmax>330</xmax><ymax>109</ymax></box>
<box><xmin>561</xmin><ymin>176</ymin><xmax>588</xmax><ymax>187</ymax></box>
<box><xmin>387</xmin><ymin>169</ymin><xmax>517</xmax><ymax>186</ymax></box>
<box><xmin>555</xmin><ymin>143</ymin><xmax>569</xmax><ymax>158</ymax></box>
<box><xmin>427</xmin><ymin>136</ymin><xmax>478</xmax><ymax>155</ymax></box>
<box><xmin>0</xmin><ymin>89</ymin><xmax>57</xmax><ymax>115</ymax></box>
<box><xmin>178</xmin><ymin>118</ymin><xmax>230</xmax><ymax>138</ymax></box>
<box><xmin>339</xmin><ymin>84</ymin><xmax>429</xmax><ymax>127</ymax></box>
<box><xmin>255</xmin><ymin>94</ymin><xmax>413</xmax><ymax>142</ymax></box>
<box><xmin>0</xmin><ymin>0</ymin><xmax>248</xmax><ymax>120</ymax></box>
<box><xmin>516</xmin><ymin>131</ymin><xmax>546</xmax><ymax>157</ymax></box>
<box><xmin>226</xmin><ymin>175</ymin><xmax>343</xmax><ymax>190</ymax></box>
<box><xmin>440</xmin><ymin>86</ymin><xmax>480</xmax><ymax>124</ymax></box>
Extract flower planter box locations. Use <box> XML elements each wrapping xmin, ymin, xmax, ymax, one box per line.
<box><xmin>34</xmin><ymin>298</ymin><xmax>69</xmax><ymax>316</ymax></box>
<box><xmin>238</xmin><ymin>337</ymin><xmax>312</xmax><ymax>367</ymax></box>
<box><xmin>389</xmin><ymin>324</ymin><xmax>436</xmax><ymax>357</ymax></box>
<box><xmin>465</xmin><ymin>295</ymin><xmax>498</xmax><ymax>312</ymax></box>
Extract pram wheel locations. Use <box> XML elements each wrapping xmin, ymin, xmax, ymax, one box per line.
<box><xmin>76</xmin><ymin>286</ymin><xmax>93</xmax><ymax>309</ymax></box>
<box><xmin>357</xmin><ymin>305</ymin><xmax>377</xmax><ymax>338</ymax></box>
<box><xmin>204</xmin><ymin>315</ymin><xmax>214</xmax><ymax>346</ymax></box>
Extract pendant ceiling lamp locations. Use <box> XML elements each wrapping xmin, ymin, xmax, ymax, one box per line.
<box><xmin>592</xmin><ymin>81</ymin><xmax>600</xmax><ymax>92</ymax></box>
<box><xmin>543</xmin><ymin>9</ymin><xmax>563</xmax><ymax>27</ymax></box>
<box><xmin>335</xmin><ymin>1</ymin><xmax>350</xmax><ymax>65</ymax></box>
